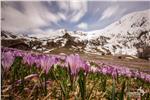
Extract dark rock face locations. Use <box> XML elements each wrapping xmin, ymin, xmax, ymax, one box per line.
<box><xmin>137</xmin><ymin>47</ymin><xmax>150</xmax><ymax>60</ymax></box>
<box><xmin>137</xmin><ymin>31</ymin><xmax>148</xmax><ymax>39</ymax></box>
<box><xmin>61</xmin><ymin>33</ymin><xmax>87</xmax><ymax>49</ymax></box>
<box><xmin>62</xmin><ymin>33</ymin><xmax>74</xmax><ymax>39</ymax></box>
<box><xmin>1</xmin><ymin>30</ymin><xmax>31</xmax><ymax>50</ymax></box>
<box><xmin>29</xmin><ymin>40</ymin><xmax>42</xmax><ymax>49</ymax></box>
<box><xmin>10</xmin><ymin>43</ymin><xmax>30</xmax><ymax>50</ymax></box>
<box><xmin>89</xmin><ymin>36</ymin><xmax>110</xmax><ymax>46</ymax></box>
<box><xmin>46</xmin><ymin>32</ymin><xmax>87</xmax><ymax>50</ymax></box>
<box><xmin>1</xmin><ymin>39</ymin><xmax>30</xmax><ymax>50</ymax></box>
<box><xmin>134</xmin><ymin>30</ymin><xmax>150</xmax><ymax>60</ymax></box>
<box><xmin>47</xmin><ymin>40</ymin><xmax>61</xmax><ymax>48</ymax></box>
<box><xmin>1</xmin><ymin>30</ymin><xmax>17</xmax><ymax>38</ymax></box>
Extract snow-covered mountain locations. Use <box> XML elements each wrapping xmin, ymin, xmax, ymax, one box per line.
<box><xmin>1</xmin><ymin>9</ymin><xmax>150</xmax><ymax>58</ymax></box>
<box><xmin>86</xmin><ymin>9</ymin><xmax>150</xmax><ymax>55</ymax></box>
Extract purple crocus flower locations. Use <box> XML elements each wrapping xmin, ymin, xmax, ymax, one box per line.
<box><xmin>124</xmin><ymin>68</ymin><xmax>132</xmax><ymax>77</ymax></box>
<box><xmin>139</xmin><ymin>72</ymin><xmax>146</xmax><ymax>80</ymax></box>
<box><xmin>65</xmin><ymin>54</ymin><xmax>89</xmax><ymax>75</ymax></box>
<box><xmin>101</xmin><ymin>67</ymin><xmax>108</xmax><ymax>75</ymax></box>
<box><xmin>145</xmin><ymin>74</ymin><xmax>150</xmax><ymax>83</ymax></box>
<box><xmin>112</xmin><ymin>68</ymin><xmax>118</xmax><ymax>78</ymax></box>
<box><xmin>13</xmin><ymin>50</ymin><xmax>26</xmax><ymax>57</ymax></box>
<box><xmin>39</xmin><ymin>55</ymin><xmax>58</xmax><ymax>74</ymax></box>
<box><xmin>23</xmin><ymin>53</ymin><xmax>36</xmax><ymax>66</ymax></box>
<box><xmin>1</xmin><ymin>51</ymin><xmax>15</xmax><ymax>71</ymax></box>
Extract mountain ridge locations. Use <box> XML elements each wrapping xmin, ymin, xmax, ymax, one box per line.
<box><xmin>1</xmin><ymin>9</ymin><xmax>150</xmax><ymax>59</ymax></box>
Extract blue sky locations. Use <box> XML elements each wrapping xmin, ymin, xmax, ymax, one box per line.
<box><xmin>1</xmin><ymin>1</ymin><xmax>150</xmax><ymax>36</ymax></box>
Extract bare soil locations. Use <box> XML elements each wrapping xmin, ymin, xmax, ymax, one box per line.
<box><xmin>80</xmin><ymin>53</ymin><xmax>150</xmax><ymax>73</ymax></box>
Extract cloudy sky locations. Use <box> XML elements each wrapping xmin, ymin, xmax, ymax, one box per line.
<box><xmin>1</xmin><ymin>1</ymin><xmax>150</xmax><ymax>37</ymax></box>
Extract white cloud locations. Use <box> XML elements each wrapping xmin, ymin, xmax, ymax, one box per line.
<box><xmin>70</xmin><ymin>10</ymin><xmax>86</xmax><ymax>22</ymax></box>
<box><xmin>99</xmin><ymin>5</ymin><xmax>120</xmax><ymax>21</ymax></box>
<box><xmin>2</xmin><ymin>1</ymin><xmax>132</xmax><ymax>36</ymax></box>
<box><xmin>1</xmin><ymin>2</ymin><xmax>61</xmax><ymax>33</ymax></box>
<box><xmin>69</xmin><ymin>1</ymin><xmax>87</xmax><ymax>23</ymax></box>
<box><xmin>56</xmin><ymin>0</ymin><xmax>87</xmax><ymax>23</ymax></box>
<box><xmin>57</xmin><ymin>1</ymin><xmax>69</xmax><ymax>13</ymax></box>
<box><xmin>1</xmin><ymin>1</ymin><xmax>88</xmax><ymax>34</ymax></box>
<box><xmin>57</xmin><ymin>12</ymin><xmax>67</xmax><ymax>21</ymax></box>
<box><xmin>77</xmin><ymin>22</ymin><xmax>88</xmax><ymax>30</ymax></box>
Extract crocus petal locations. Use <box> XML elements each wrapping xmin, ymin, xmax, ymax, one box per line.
<box><xmin>1</xmin><ymin>51</ymin><xmax>15</xmax><ymax>71</ymax></box>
